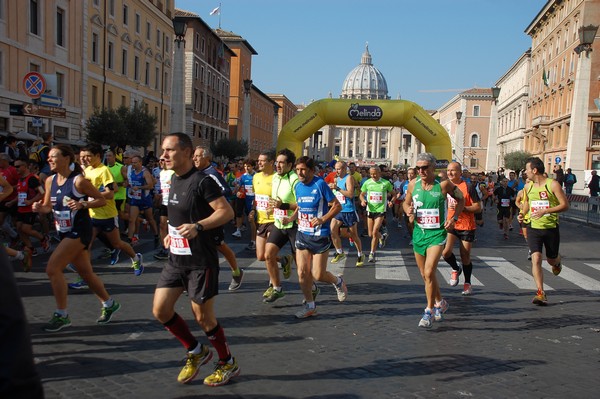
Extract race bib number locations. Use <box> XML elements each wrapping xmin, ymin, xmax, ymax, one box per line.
<box><xmin>53</xmin><ymin>210</ymin><xmax>72</xmax><ymax>233</ymax></box>
<box><xmin>168</xmin><ymin>224</ymin><xmax>192</xmax><ymax>255</ymax></box>
<box><xmin>244</xmin><ymin>185</ymin><xmax>254</xmax><ymax>196</ymax></box>
<box><xmin>17</xmin><ymin>192</ymin><xmax>27</xmax><ymax>207</ymax></box>
<box><xmin>368</xmin><ymin>191</ymin><xmax>383</xmax><ymax>204</ymax></box>
<box><xmin>274</xmin><ymin>208</ymin><xmax>286</xmax><ymax>221</ymax></box>
<box><xmin>255</xmin><ymin>194</ymin><xmax>269</xmax><ymax>211</ymax></box>
<box><xmin>335</xmin><ymin>191</ymin><xmax>346</xmax><ymax>204</ymax></box>
<box><xmin>298</xmin><ymin>212</ymin><xmax>315</xmax><ymax>233</ymax></box>
<box><xmin>531</xmin><ymin>199</ymin><xmax>550</xmax><ymax>216</ymax></box>
<box><xmin>500</xmin><ymin>198</ymin><xmax>510</xmax><ymax>207</ymax></box>
<box><xmin>416</xmin><ymin>208</ymin><xmax>441</xmax><ymax>229</ymax></box>
<box><xmin>131</xmin><ymin>188</ymin><xmax>142</xmax><ymax>200</ymax></box>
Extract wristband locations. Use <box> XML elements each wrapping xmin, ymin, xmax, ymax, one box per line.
<box><xmin>279</xmin><ymin>203</ymin><xmax>290</xmax><ymax>210</ymax></box>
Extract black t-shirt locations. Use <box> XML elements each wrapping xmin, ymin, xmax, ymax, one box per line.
<box><xmin>494</xmin><ymin>186</ymin><xmax>515</xmax><ymax>208</ymax></box>
<box><xmin>168</xmin><ymin>167</ymin><xmax>223</xmax><ymax>269</ymax></box>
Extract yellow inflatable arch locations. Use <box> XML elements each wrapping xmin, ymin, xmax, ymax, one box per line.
<box><xmin>276</xmin><ymin>99</ymin><xmax>452</xmax><ymax>167</ymax></box>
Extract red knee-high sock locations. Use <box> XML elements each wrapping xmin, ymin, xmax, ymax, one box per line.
<box><xmin>206</xmin><ymin>323</ymin><xmax>231</xmax><ymax>362</ymax></box>
<box><xmin>163</xmin><ymin>313</ymin><xmax>198</xmax><ymax>352</ymax></box>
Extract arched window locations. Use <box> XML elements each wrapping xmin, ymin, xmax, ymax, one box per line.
<box><xmin>470</xmin><ymin>133</ymin><xmax>480</xmax><ymax>148</ymax></box>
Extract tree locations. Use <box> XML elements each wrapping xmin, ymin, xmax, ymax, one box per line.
<box><xmin>211</xmin><ymin>138</ymin><xmax>248</xmax><ymax>160</ymax></box>
<box><xmin>85</xmin><ymin>104</ymin><xmax>157</xmax><ymax>148</ymax></box>
<box><xmin>504</xmin><ymin>150</ymin><xmax>532</xmax><ymax>172</ymax></box>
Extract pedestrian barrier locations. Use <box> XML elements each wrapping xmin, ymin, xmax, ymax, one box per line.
<box><xmin>563</xmin><ymin>194</ymin><xmax>600</xmax><ymax>226</ymax></box>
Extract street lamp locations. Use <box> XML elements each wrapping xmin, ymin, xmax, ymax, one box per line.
<box><xmin>574</xmin><ymin>24</ymin><xmax>598</xmax><ymax>55</ymax></box>
<box><xmin>491</xmin><ymin>86</ymin><xmax>501</xmax><ymax>104</ymax></box>
<box><xmin>242</xmin><ymin>79</ymin><xmax>252</xmax><ymax>146</ymax></box>
<box><xmin>173</xmin><ymin>18</ymin><xmax>188</xmax><ymax>48</ymax></box>
<box><xmin>456</xmin><ymin>111</ymin><xmax>463</xmax><ymax>124</ymax></box>
<box><xmin>486</xmin><ymin>85</ymin><xmax>501</xmax><ymax>172</ymax></box>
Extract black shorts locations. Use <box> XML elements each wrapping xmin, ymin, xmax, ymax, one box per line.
<box><xmin>159</xmin><ymin>204</ymin><xmax>168</xmax><ymax>217</ymax></box>
<box><xmin>115</xmin><ymin>199</ymin><xmax>125</xmax><ymax>212</ymax></box>
<box><xmin>334</xmin><ymin>211</ymin><xmax>359</xmax><ymax>227</ymax></box>
<box><xmin>156</xmin><ymin>263</ymin><xmax>219</xmax><ymax>304</ymax></box>
<box><xmin>211</xmin><ymin>227</ymin><xmax>225</xmax><ymax>246</ymax></box>
<box><xmin>295</xmin><ymin>231</ymin><xmax>331</xmax><ymax>254</ymax></box>
<box><xmin>267</xmin><ymin>225</ymin><xmax>297</xmax><ymax>251</ymax></box>
<box><xmin>496</xmin><ymin>207</ymin><xmax>511</xmax><ymax>219</ymax></box>
<box><xmin>16</xmin><ymin>212</ymin><xmax>37</xmax><ymax>225</ymax></box>
<box><xmin>0</xmin><ymin>201</ymin><xmax>17</xmax><ymax>214</ymax></box>
<box><xmin>234</xmin><ymin>198</ymin><xmax>246</xmax><ymax>218</ymax></box>
<box><xmin>367</xmin><ymin>211</ymin><xmax>385</xmax><ymax>219</ymax></box>
<box><xmin>59</xmin><ymin>221</ymin><xmax>93</xmax><ymax>249</ymax></box>
<box><xmin>448</xmin><ymin>229</ymin><xmax>476</xmax><ymax>242</ymax></box>
<box><xmin>92</xmin><ymin>217</ymin><xmax>118</xmax><ymax>233</ymax></box>
<box><xmin>257</xmin><ymin>222</ymin><xmax>275</xmax><ymax>238</ymax></box>
<box><xmin>527</xmin><ymin>226</ymin><xmax>560</xmax><ymax>259</ymax></box>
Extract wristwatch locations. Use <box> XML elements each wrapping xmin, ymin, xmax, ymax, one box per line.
<box><xmin>195</xmin><ymin>222</ymin><xmax>204</xmax><ymax>232</ymax></box>
<box><xmin>452</xmin><ymin>215</ymin><xmax>459</xmax><ymax>222</ymax></box>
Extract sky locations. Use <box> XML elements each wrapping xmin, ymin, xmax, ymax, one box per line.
<box><xmin>175</xmin><ymin>0</ymin><xmax>548</xmax><ymax>110</ymax></box>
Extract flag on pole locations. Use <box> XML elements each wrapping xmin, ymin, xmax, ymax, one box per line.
<box><xmin>210</xmin><ymin>6</ymin><xmax>220</xmax><ymax>15</ymax></box>
<box><xmin>542</xmin><ymin>63</ymin><xmax>549</xmax><ymax>87</ymax></box>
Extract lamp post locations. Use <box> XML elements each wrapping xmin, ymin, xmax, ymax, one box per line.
<box><xmin>485</xmin><ymin>86</ymin><xmax>501</xmax><ymax>172</ymax></box>
<box><xmin>242</xmin><ymin>79</ymin><xmax>252</xmax><ymax>148</ymax></box>
<box><xmin>567</xmin><ymin>24</ymin><xmax>598</xmax><ymax>194</ymax></box>
<box><xmin>171</xmin><ymin>18</ymin><xmax>188</xmax><ymax>135</ymax></box>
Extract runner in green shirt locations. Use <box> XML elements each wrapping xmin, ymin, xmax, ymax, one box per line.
<box><xmin>359</xmin><ymin>166</ymin><xmax>395</xmax><ymax>263</ymax></box>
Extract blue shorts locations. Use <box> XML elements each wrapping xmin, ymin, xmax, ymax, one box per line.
<box><xmin>295</xmin><ymin>231</ymin><xmax>331</xmax><ymax>254</ymax></box>
<box><xmin>334</xmin><ymin>211</ymin><xmax>358</xmax><ymax>227</ymax></box>
<box><xmin>130</xmin><ymin>196</ymin><xmax>153</xmax><ymax>210</ymax></box>
<box><xmin>91</xmin><ymin>217</ymin><xmax>118</xmax><ymax>233</ymax></box>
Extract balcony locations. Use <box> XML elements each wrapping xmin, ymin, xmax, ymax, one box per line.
<box><xmin>532</xmin><ymin>115</ymin><xmax>550</xmax><ymax>127</ymax></box>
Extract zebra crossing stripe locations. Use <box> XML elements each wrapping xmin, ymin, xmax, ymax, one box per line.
<box><xmin>375</xmin><ymin>251</ymin><xmax>410</xmax><ymax>281</ymax></box>
<box><xmin>543</xmin><ymin>261</ymin><xmax>600</xmax><ymax>292</ymax></box>
<box><xmin>584</xmin><ymin>263</ymin><xmax>600</xmax><ymax>272</ymax></box>
<box><xmin>477</xmin><ymin>256</ymin><xmax>553</xmax><ymax>291</ymax></box>
<box><xmin>437</xmin><ymin>265</ymin><xmax>484</xmax><ymax>286</ymax></box>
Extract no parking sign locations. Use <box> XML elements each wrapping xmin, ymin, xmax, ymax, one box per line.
<box><xmin>23</xmin><ymin>72</ymin><xmax>46</xmax><ymax>99</ymax></box>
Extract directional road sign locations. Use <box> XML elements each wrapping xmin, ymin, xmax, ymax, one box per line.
<box><xmin>22</xmin><ymin>103</ymin><xmax>66</xmax><ymax>119</ymax></box>
<box><xmin>22</xmin><ymin>72</ymin><xmax>46</xmax><ymax>99</ymax></box>
<box><xmin>40</xmin><ymin>94</ymin><xmax>63</xmax><ymax>107</ymax></box>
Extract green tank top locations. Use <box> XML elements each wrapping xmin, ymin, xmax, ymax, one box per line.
<box><xmin>107</xmin><ymin>162</ymin><xmax>126</xmax><ymax>200</ymax></box>
<box><xmin>272</xmin><ymin>171</ymin><xmax>299</xmax><ymax>229</ymax></box>
<box><xmin>526</xmin><ymin>178</ymin><xmax>559</xmax><ymax>229</ymax></box>
<box><xmin>412</xmin><ymin>177</ymin><xmax>446</xmax><ymax>231</ymax></box>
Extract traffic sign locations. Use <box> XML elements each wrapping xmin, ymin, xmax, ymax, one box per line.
<box><xmin>23</xmin><ymin>72</ymin><xmax>46</xmax><ymax>99</ymax></box>
<box><xmin>40</xmin><ymin>94</ymin><xmax>63</xmax><ymax>107</ymax></box>
<box><xmin>555</xmin><ymin>156</ymin><xmax>562</xmax><ymax>164</ymax></box>
<box><xmin>32</xmin><ymin>117</ymin><xmax>43</xmax><ymax>128</ymax></box>
<box><xmin>9</xmin><ymin>104</ymin><xmax>23</xmax><ymax>116</ymax></box>
<box><xmin>22</xmin><ymin>103</ymin><xmax>66</xmax><ymax>119</ymax></box>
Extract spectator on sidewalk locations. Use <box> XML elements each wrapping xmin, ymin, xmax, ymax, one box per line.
<box><xmin>588</xmin><ymin>170</ymin><xmax>599</xmax><ymax>212</ymax></box>
<box><xmin>564</xmin><ymin>168</ymin><xmax>577</xmax><ymax>194</ymax></box>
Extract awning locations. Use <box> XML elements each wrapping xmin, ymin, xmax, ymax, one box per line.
<box><xmin>14</xmin><ymin>131</ymin><xmax>39</xmax><ymax>141</ymax></box>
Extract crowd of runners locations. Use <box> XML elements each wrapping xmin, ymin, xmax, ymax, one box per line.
<box><xmin>4</xmin><ymin>132</ymin><xmax>571</xmax><ymax>387</ymax></box>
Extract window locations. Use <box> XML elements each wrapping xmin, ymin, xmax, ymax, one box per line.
<box><xmin>30</xmin><ymin>0</ymin><xmax>39</xmax><ymax>35</ymax></box>
<box><xmin>473</xmin><ymin>105</ymin><xmax>480</xmax><ymax>117</ymax></box>
<box><xmin>109</xmin><ymin>0</ymin><xmax>115</xmax><ymax>17</ymax></box>
<box><xmin>135</xmin><ymin>13</ymin><xmax>140</xmax><ymax>34</ymax></box>
<box><xmin>156</xmin><ymin>29</ymin><xmax>161</xmax><ymax>47</ymax></box>
<box><xmin>155</xmin><ymin>66</ymin><xmax>160</xmax><ymax>89</ymax></box>
<box><xmin>201</xmin><ymin>37</ymin><xmax>205</xmax><ymax>54</ymax></box>
<box><xmin>92</xmin><ymin>85</ymin><xmax>98</xmax><ymax>108</ymax></box>
<box><xmin>121</xmin><ymin>49</ymin><xmax>128</xmax><ymax>75</ymax></box>
<box><xmin>0</xmin><ymin>51</ymin><xmax>3</xmax><ymax>86</ymax></box>
<box><xmin>163</xmin><ymin>71</ymin><xmax>169</xmax><ymax>94</ymax></box>
<box><xmin>470</xmin><ymin>158</ymin><xmax>477</xmax><ymax>168</ymax></box>
<box><xmin>146</xmin><ymin>21</ymin><xmax>151</xmax><ymax>41</ymax></box>
<box><xmin>380</xmin><ymin>147</ymin><xmax>386</xmax><ymax>158</ymax></box>
<box><xmin>107</xmin><ymin>91</ymin><xmax>113</xmax><ymax>108</ymax></box>
<box><xmin>92</xmin><ymin>33</ymin><xmax>99</xmax><ymax>63</ymax></box>
<box><xmin>93</xmin><ymin>0</ymin><xmax>99</xmax><ymax>7</ymax></box>
<box><xmin>108</xmin><ymin>41</ymin><xmax>114</xmax><ymax>69</ymax></box>
<box><xmin>470</xmin><ymin>133</ymin><xmax>480</xmax><ymax>147</ymax></box>
<box><xmin>592</xmin><ymin>122</ymin><xmax>600</xmax><ymax>140</ymax></box>
<box><xmin>194</xmin><ymin>62</ymin><xmax>199</xmax><ymax>79</ymax></box>
<box><xmin>165</xmin><ymin>36</ymin><xmax>169</xmax><ymax>53</ymax></box>
<box><xmin>122</xmin><ymin>4</ymin><xmax>128</xmax><ymax>25</ymax></box>
<box><xmin>334</xmin><ymin>146</ymin><xmax>340</xmax><ymax>156</ymax></box>
<box><xmin>56</xmin><ymin>7</ymin><xmax>65</xmax><ymax>46</ymax></box>
<box><xmin>56</xmin><ymin>72</ymin><xmax>64</xmax><ymax>97</ymax></box>
<box><xmin>144</xmin><ymin>62</ymin><xmax>150</xmax><ymax>85</ymax></box>
<box><xmin>121</xmin><ymin>95</ymin><xmax>126</xmax><ymax>106</ymax></box>
<box><xmin>134</xmin><ymin>56</ymin><xmax>139</xmax><ymax>81</ymax></box>
<box><xmin>29</xmin><ymin>63</ymin><xmax>39</xmax><ymax>72</ymax></box>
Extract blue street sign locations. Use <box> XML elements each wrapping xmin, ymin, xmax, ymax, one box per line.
<box><xmin>555</xmin><ymin>156</ymin><xmax>562</xmax><ymax>164</ymax></box>
<box><xmin>40</xmin><ymin>94</ymin><xmax>63</xmax><ymax>107</ymax></box>
<box><xmin>32</xmin><ymin>117</ymin><xmax>43</xmax><ymax>128</ymax></box>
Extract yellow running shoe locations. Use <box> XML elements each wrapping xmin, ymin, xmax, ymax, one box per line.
<box><xmin>203</xmin><ymin>357</ymin><xmax>240</xmax><ymax>387</ymax></box>
<box><xmin>177</xmin><ymin>345</ymin><xmax>213</xmax><ymax>384</ymax></box>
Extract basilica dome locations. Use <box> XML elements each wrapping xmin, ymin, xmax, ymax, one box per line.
<box><xmin>341</xmin><ymin>44</ymin><xmax>390</xmax><ymax>100</ymax></box>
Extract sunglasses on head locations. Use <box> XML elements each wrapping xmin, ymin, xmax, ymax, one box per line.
<box><xmin>416</xmin><ymin>165</ymin><xmax>430</xmax><ymax>172</ymax></box>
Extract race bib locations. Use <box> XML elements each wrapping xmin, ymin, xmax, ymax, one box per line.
<box><xmin>274</xmin><ymin>208</ymin><xmax>286</xmax><ymax>221</ymax></box>
<box><xmin>335</xmin><ymin>191</ymin><xmax>346</xmax><ymax>204</ymax></box>
<box><xmin>500</xmin><ymin>198</ymin><xmax>510</xmax><ymax>207</ymax></box>
<box><xmin>244</xmin><ymin>185</ymin><xmax>254</xmax><ymax>196</ymax></box>
<box><xmin>168</xmin><ymin>224</ymin><xmax>192</xmax><ymax>255</ymax></box>
<box><xmin>17</xmin><ymin>192</ymin><xmax>27</xmax><ymax>207</ymax></box>
<box><xmin>161</xmin><ymin>183</ymin><xmax>170</xmax><ymax>206</ymax></box>
<box><xmin>53</xmin><ymin>210</ymin><xmax>72</xmax><ymax>233</ymax></box>
<box><xmin>255</xmin><ymin>194</ymin><xmax>269</xmax><ymax>211</ymax></box>
<box><xmin>531</xmin><ymin>199</ymin><xmax>550</xmax><ymax>216</ymax></box>
<box><xmin>298</xmin><ymin>212</ymin><xmax>315</xmax><ymax>233</ymax></box>
<box><xmin>131</xmin><ymin>188</ymin><xmax>142</xmax><ymax>200</ymax></box>
<box><xmin>416</xmin><ymin>208</ymin><xmax>441</xmax><ymax>229</ymax></box>
<box><xmin>368</xmin><ymin>191</ymin><xmax>383</xmax><ymax>204</ymax></box>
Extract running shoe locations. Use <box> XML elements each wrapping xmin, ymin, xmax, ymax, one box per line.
<box><xmin>263</xmin><ymin>288</ymin><xmax>285</xmax><ymax>303</ymax></box>
<box><xmin>97</xmin><ymin>301</ymin><xmax>121</xmax><ymax>324</ymax></box>
<box><xmin>356</xmin><ymin>254</ymin><xmax>365</xmax><ymax>267</ymax></box>
<box><xmin>246</xmin><ymin>241</ymin><xmax>256</xmax><ymax>251</ymax></box>
<box><xmin>262</xmin><ymin>284</ymin><xmax>274</xmax><ymax>298</ymax></box>
<box><xmin>68</xmin><ymin>277</ymin><xmax>89</xmax><ymax>290</ymax></box>
<box><xmin>281</xmin><ymin>254</ymin><xmax>293</xmax><ymax>279</ymax></box>
<box><xmin>333</xmin><ymin>275</ymin><xmax>347</xmax><ymax>302</ymax></box>
<box><xmin>240</xmin><ymin>224</ymin><xmax>247</xmax><ymax>231</ymax></box>
<box><xmin>433</xmin><ymin>306</ymin><xmax>444</xmax><ymax>322</ymax></box>
<box><xmin>130</xmin><ymin>236</ymin><xmax>139</xmax><ymax>246</ymax></box>
<box><xmin>231</xmin><ymin>230</ymin><xmax>242</xmax><ymax>238</ymax></box>
<box><xmin>295</xmin><ymin>303</ymin><xmax>318</xmax><ymax>319</ymax></box>
<box><xmin>153</xmin><ymin>235</ymin><xmax>160</xmax><ymax>248</ymax></box>
<box><xmin>312</xmin><ymin>284</ymin><xmax>320</xmax><ymax>301</ymax></box>
<box><xmin>203</xmin><ymin>357</ymin><xmax>240</xmax><ymax>387</ymax></box>
<box><xmin>381</xmin><ymin>233</ymin><xmax>388</xmax><ymax>248</ymax></box>
<box><xmin>331</xmin><ymin>252</ymin><xmax>346</xmax><ymax>264</ymax></box>
<box><xmin>368</xmin><ymin>253</ymin><xmax>375</xmax><ymax>263</ymax></box>
<box><xmin>449</xmin><ymin>266</ymin><xmax>462</xmax><ymax>287</ymax></box>
<box><xmin>178</xmin><ymin>345</ymin><xmax>213</xmax><ymax>384</ymax></box>
<box><xmin>110</xmin><ymin>249</ymin><xmax>121</xmax><ymax>265</ymax></box>
<box><xmin>349</xmin><ymin>237</ymin><xmax>355</xmax><ymax>247</ymax></box>
<box><xmin>461</xmin><ymin>283</ymin><xmax>473</xmax><ymax>296</ymax></box>
<box><xmin>43</xmin><ymin>312</ymin><xmax>71</xmax><ymax>332</ymax></box>
<box><xmin>552</xmin><ymin>262</ymin><xmax>562</xmax><ymax>276</ymax></box>
<box><xmin>154</xmin><ymin>249</ymin><xmax>169</xmax><ymax>260</ymax></box>
<box><xmin>228</xmin><ymin>269</ymin><xmax>244</xmax><ymax>291</ymax></box>
<box><xmin>438</xmin><ymin>298</ymin><xmax>449</xmax><ymax>314</ymax></box>
<box><xmin>65</xmin><ymin>263</ymin><xmax>77</xmax><ymax>273</ymax></box>
<box><xmin>29</xmin><ymin>247</ymin><xmax>38</xmax><ymax>257</ymax></box>
<box><xmin>22</xmin><ymin>247</ymin><xmax>33</xmax><ymax>272</ymax></box>
<box><xmin>132</xmin><ymin>253</ymin><xmax>144</xmax><ymax>276</ymax></box>
<box><xmin>527</xmin><ymin>250</ymin><xmax>532</xmax><ymax>260</ymax></box>
<box><xmin>532</xmin><ymin>289</ymin><xmax>547</xmax><ymax>306</ymax></box>
<box><xmin>418</xmin><ymin>309</ymin><xmax>433</xmax><ymax>328</ymax></box>
<box><xmin>98</xmin><ymin>248</ymin><xmax>113</xmax><ymax>259</ymax></box>
<box><xmin>41</xmin><ymin>234</ymin><xmax>51</xmax><ymax>252</ymax></box>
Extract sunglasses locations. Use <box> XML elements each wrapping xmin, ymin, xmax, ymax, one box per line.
<box><xmin>416</xmin><ymin>165</ymin><xmax>431</xmax><ymax>172</ymax></box>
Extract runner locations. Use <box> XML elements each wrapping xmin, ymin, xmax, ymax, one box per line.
<box><xmin>329</xmin><ymin>161</ymin><xmax>365</xmax><ymax>267</ymax></box>
<box><xmin>32</xmin><ymin>145</ymin><xmax>120</xmax><ymax>332</ymax></box>
<box><xmin>403</xmin><ymin>153</ymin><xmax>465</xmax><ymax>328</ymax></box>
<box><xmin>154</xmin><ymin>159</ymin><xmax>175</xmax><ymax>260</ymax></box>
<box><xmin>126</xmin><ymin>155</ymin><xmax>159</xmax><ymax>246</ymax></box>
<box><xmin>401</xmin><ymin>168</ymin><xmax>416</xmax><ymax>245</ymax></box>
<box><xmin>232</xmin><ymin>159</ymin><xmax>257</xmax><ymax>251</ymax></box>
<box><xmin>359</xmin><ymin>166</ymin><xmax>395</xmax><ymax>263</ymax></box>
<box><xmin>493</xmin><ymin>178</ymin><xmax>516</xmax><ymax>240</ymax></box>
<box><xmin>442</xmin><ymin>162</ymin><xmax>481</xmax><ymax>295</ymax></box>
<box><xmin>292</xmin><ymin>156</ymin><xmax>345</xmax><ymax>319</ymax></box>
<box><xmin>152</xmin><ymin>133</ymin><xmax>239</xmax><ymax>386</ymax></box>
<box><xmin>518</xmin><ymin>157</ymin><xmax>569</xmax><ymax>305</ymax></box>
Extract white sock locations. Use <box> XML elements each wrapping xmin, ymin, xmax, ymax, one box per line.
<box><xmin>102</xmin><ymin>298</ymin><xmax>114</xmax><ymax>308</ymax></box>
